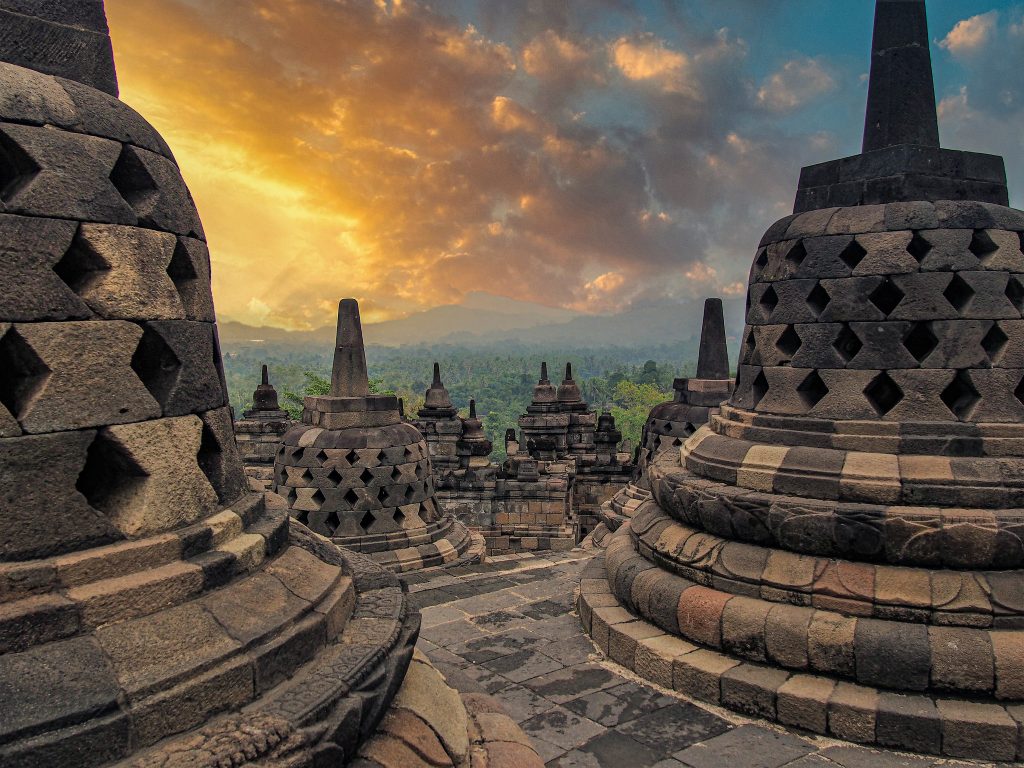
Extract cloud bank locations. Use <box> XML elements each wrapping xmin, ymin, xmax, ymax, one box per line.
<box><xmin>105</xmin><ymin>0</ymin><xmax>852</xmax><ymax>328</ymax></box>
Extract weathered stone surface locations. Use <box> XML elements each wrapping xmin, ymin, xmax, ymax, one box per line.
<box><xmin>10</xmin><ymin>321</ymin><xmax>160</xmax><ymax>433</ymax></box>
<box><xmin>0</xmin><ymin>214</ymin><xmax>88</xmax><ymax>321</ymax></box>
<box><xmin>0</xmin><ymin>430</ymin><xmax>121</xmax><ymax>560</ymax></box>
<box><xmin>111</xmin><ymin>145</ymin><xmax>204</xmax><ymax>238</ymax></box>
<box><xmin>87</xmin><ymin>416</ymin><xmax>220</xmax><ymax>538</ymax></box>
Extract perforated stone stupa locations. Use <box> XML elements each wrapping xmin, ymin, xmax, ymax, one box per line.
<box><xmin>0</xmin><ymin>5</ymin><xmax>440</xmax><ymax>765</ymax></box>
<box><xmin>273</xmin><ymin>299</ymin><xmax>485</xmax><ymax>572</ymax></box>
<box><xmin>235</xmin><ymin>364</ymin><xmax>294</xmax><ymax>491</ymax></box>
<box><xmin>580</xmin><ymin>1</ymin><xmax>1024</xmax><ymax>762</ymax></box>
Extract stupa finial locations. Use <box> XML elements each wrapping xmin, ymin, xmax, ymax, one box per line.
<box><xmin>261</xmin><ymin>364</ymin><xmax>269</xmax><ymax>386</ymax></box>
<box><xmin>695</xmin><ymin>298</ymin><xmax>730</xmax><ymax>380</ymax></box>
<box><xmin>863</xmin><ymin>0</ymin><xmax>939</xmax><ymax>152</ymax></box>
<box><xmin>432</xmin><ymin>362</ymin><xmax>442</xmax><ymax>386</ymax></box>
<box><xmin>330</xmin><ymin>299</ymin><xmax>370</xmax><ymax>398</ymax></box>
<box><xmin>469</xmin><ymin>399</ymin><xmax>477</xmax><ymax>418</ymax></box>
<box><xmin>540</xmin><ymin>362</ymin><xmax>549</xmax><ymax>382</ymax></box>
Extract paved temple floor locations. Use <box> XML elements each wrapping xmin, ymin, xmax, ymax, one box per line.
<box><xmin>404</xmin><ymin>550</ymin><xmax>998</xmax><ymax>768</ymax></box>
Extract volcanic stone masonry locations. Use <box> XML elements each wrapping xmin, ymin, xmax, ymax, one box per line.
<box><xmin>235</xmin><ymin>364</ymin><xmax>294</xmax><ymax>491</ymax></box>
<box><xmin>580</xmin><ymin>0</ymin><xmax>1024</xmax><ymax>762</ymax></box>
<box><xmin>0</xmin><ymin>3</ymin><xmax>542</xmax><ymax>767</ymax></box>
<box><xmin>273</xmin><ymin>298</ymin><xmax>486</xmax><ymax>573</ymax></box>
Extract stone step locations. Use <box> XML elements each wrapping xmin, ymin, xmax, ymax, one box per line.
<box><xmin>578</xmin><ymin>552</ymin><xmax>1024</xmax><ymax>763</ymax></box>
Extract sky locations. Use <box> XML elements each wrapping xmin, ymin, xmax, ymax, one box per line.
<box><xmin>104</xmin><ymin>0</ymin><xmax>1024</xmax><ymax>330</ymax></box>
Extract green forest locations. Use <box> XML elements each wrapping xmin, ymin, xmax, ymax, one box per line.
<box><xmin>223</xmin><ymin>340</ymin><xmax>706</xmax><ymax>459</ymax></box>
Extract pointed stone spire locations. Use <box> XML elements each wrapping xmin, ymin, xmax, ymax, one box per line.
<box><xmin>422</xmin><ymin>361</ymin><xmax>455</xmax><ymax>412</ymax></box>
<box><xmin>862</xmin><ymin>0</ymin><xmax>939</xmax><ymax>152</ymax></box>
<box><xmin>540</xmin><ymin>362</ymin><xmax>550</xmax><ymax>383</ymax></box>
<box><xmin>250</xmin><ymin>363</ymin><xmax>280</xmax><ymax>412</ymax></box>
<box><xmin>0</xmin><ymin>0</ymin><xmax>118</xmax><ymax>95</ymax></box>
<box><xmin>469</xmin><ymin>399</ymin><xmax>477</xmax><ymax>419</ymax></box>
<box><xmin>696</xmin><ymin>298</ymin><xmax>730</xmax><ymax>380</ymax></box>
<box><xmin>330</xmin><ymin>299</ymin><xmax>370</xmax><ymax>398</ymax></box>
<box><xmin>557</xmin><ymin>361</ymin><xmax>582</xmax><ymax>403</ymax></box>
<box><xmin>533</xmin><ymin>362</ymin><xmax>557</xmax><ymax>404</ymax></box>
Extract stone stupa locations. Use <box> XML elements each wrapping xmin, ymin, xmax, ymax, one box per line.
<box><xmin>273</xmin><ymin>300</ymin><xmax>484</xmax><ymax>572</ymax></box>
<box><xmin>0</xmin><ymin>4</ymin><xmax>426</xmax><ymax>765</ymax></box>
<box><xmin>580</xmin><ymin>1</ymin><xmax>1024</xmax><ymax>761</ymax></box>
<box><xmin>234</xmin><ymin>364</ymin><xmax>294</xmax><ymax>491</ymax></box>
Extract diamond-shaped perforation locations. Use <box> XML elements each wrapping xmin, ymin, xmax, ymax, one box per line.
<box><xmin>359</xmin><ymin>511</ymin><xmax>376</xmax><ymax>532</ymax></box>
<box><xmin>53</xmin><ymin>234</ymin><xmax>109</xmax><ymax>297</ymax></box>
<box><xmin>345</xmin><ymin>449</ymin><xmax>360</xmax><ymax>466</ymax></box>
<box><xmin>796</xmin><ymin>370</ymin><xmax>829</xmax><ymax>409</ymax></box>
<box><xmin>752</xmin><ymin>370</ymin><xmax>769</xmax><ymax>408</ymax></box>
<box><xmin>310</xmin><ymin>489</ymin><xmax>325</xmax><ymax>508</ymax></box>
<box><xmin>907</xmin><ymin>233</ymin><xmax>932</xmax><ymax>264</ymax></box>
<box><xmin>753</xmin><ymin>248</ymin><xmax>769</xmax><ymax>279</ymax></box>
<box><xmin>759</xmin><ymin>286</ymin><xmax>779</xmax><ymax>317</ymax></box>
<box><xmin>0</xmin><ymin>327</ymin><xmax>50</xmax><ymax>419</ymax></box>
<box><xmin>941</xmin><ymin>370</ymin><xmax>981</xmax><ymax>420</ymax></box>
<box><xmin>76</xmin><ymin>431</ymin><xmax>147</xmax><ymax>518</ymax></box>
<box><xmin>1015</xmin><ymin>376</ymin><xmax>1024</xmax><ymax>408</ymax></box>
<box><xmin>405</xmin><ymin>485</ymin><xmax>416</xmax><ymax>501</ymax></box>
<box><xmin>327</xmin><ymin>467</ymin><xmax>343</xmax><ymax>486</ymax></box>
<box><xmin>864</xmin><ymin>372</ymin><xmax>904</xmax><ymax>416</ymax></box>
<box><xmin>785</xmin><ymin>241</ymin><xmax>807</xmax><ymax>268</ymax></box>
<box><xmin>776</xmin><ymin>325</ymin><xmax>802</xmax><ymax>359</ymax></box>
<box><xmin>944</xmin><ymin>274</ymin><xmax>975</xmax><ymax>314</ymax></box>
<box><xmin>902</xmin><ymin>323</ymin><xmax>938</xmax><ymax>364</ymax></box>
<box><xmin>196</xmin><ymin>421</ymin><xmax>229</xmax><ymax>501</ymax></box>
<box><xmin>0</xmin><ymin>129</ymin><xmax>39</xmax><ymax>202</ymax></box>
<box><xmin>806</xmin><ymin>283</ymin><xmax>831</xmax><ymax>317</ymax></box>
<box><xmin>981</xmin><ymin>323</ymin><xmax>1009</xmax><ymax>363</ymax></box>
<box><xmin>167</xmin><ymin>239</ymin><xmax>199</xmax><ymax>301</ymax></box>
<box><xmin>969</xmin><ymin>230</ymin><xmax>999</xmax><ymax>263</ymax></box>
<box><xmin>377</xmin><ymin>486</ymin><xmax>389</xmax><ymax>504</ymax></box>
<box><xmin>869</xmin><ymin>279</ymin><xmax>905</xmax><ymax>317</ymax></box>
<box><xmin>359</xmin><ymin>467</ymin><xmax>374</xmax><ymax>485</ymax></box>
<box><xmin>391</xmin><ymin>465</ymin><xmax>402</xmax><ymax>481</ymax></box>
<box><xmin>109</xmin><ymin>145</ymin><xmax>158</xmax><ymax>210</ymax></box>
<box><xmin>313</xmin><ymin>449</ymin><xmax>328</xmax><ymax>464</ymax></box>
<box><xmin>325</xmin><ymin>511</ymin><xmax>341</xmax><ymax>531</ymax></box>
<box><xmin>1006</xmin><ymin>276</ymin><xmax>1024</xmax><ymax>314</ymax></box>
<box><xmin>393</xmin><ymin>508</ymin><xmax>406</xmax><ymax>526</ymax></box>
<box><xmin>343</xmin><ymin>488</ymin><xmax>359</xmax><ymax>506</ymax></box>
<box><xmin>130</xmin><ymin>325</ymin><xmax>181</xmax><ymax>407</ymax></box>
<box><xmin>832</xmin><ymin>325</ymin><xmax>863</xmax><ymax>363</ymax></box>
<box><xmin>840</xmin><ymin>239</ymin><xmax>868</xmax><ymax>270</ymax></box>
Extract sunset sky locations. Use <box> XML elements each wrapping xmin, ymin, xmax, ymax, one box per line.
<box><xmin>105</xmin><ymin>0</ymin><xmax>1024</xmax><ymax>330</ymax></box>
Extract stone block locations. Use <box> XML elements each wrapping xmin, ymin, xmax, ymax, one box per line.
<box><xmin>854</xmin><ymin>618</ymin><xmax>930</xmax><ymax>691</ymax></box>
<box><xmin>89</xmin><ymin>416</ymin><xmax>220</xmax><ymax>538</ymax></box>
<box><xmin>198</xmin><ymin>407</ymin><xmax>248</xmax><ymax>506</ymax></box>
<box><xmin>807</xmin><ymin>611</ymin><xmax>856</xmax><ymax>677</ymax></box>
<box><xmin>111</xmin><ymin>145</ymin><xmax>204</xmax><ymax>238</ymax></box>
<box><xmin>10</xmin><ymin>321</ymin><xmax>160</xmax><ymax>433</ymax></box>
<box><xmin>677</xmin><ymin>586</ymin><xmax>730</xmax><ymax>648</ymax></box>
<box><xmin>608</xmin><ymin>621</ymin><xmax>662</xmax><ymax>668</ymax></box>
<box><xmin>203</xmin><ymin>572</ymin><xmax>309</xmax><ymax>645</ymax></box>
<box><xmin>827</xmin><ymin>682</ymin><xmax>877</xmax><ymax>743</ymax></box>
<box><xmin>96</xmin><ymin>599</ymin><xmax>240</xmax><ymax>697</ymax></box>
<box><xmin>68</xmin><ymin>560</ymin><xmax>204</xmax><ymax>628</ymax></box>
<box><xmin>673</xmin><ymin>648</ymin><xmax>738</xmax><ymax>704</ymax></box>
<box><xmin>0</xmin><ymin>214</ymin><xmax>90</xmax><ymax>321</ymax></box>
<box><xmin>928</xmin><ymin>626</ymin><xmax>994</xmax><ymax>693</ymax></box>
<box><xmin>721</xmin><ymin>596</ymin><xmax>770</xmax><ymax>662</ymax></box>
<box><xmin>392</xmin><ymin>656</ymin><xmax>469</xmax><ymax>762</ymax></box>
<box><xmin>0</xmin><ymin>60</ymin><xmax>78</xmax><ymax>126</ymax></box>
<box><xmin>764</xmin><ymin>603</ymin><xmax>811</xmax><ymax>670</ymax></box>
<box><xmin>0</xmin><ymin>635</ymin><xmax>121</xmax><ymax>746</ymax></box>
<box><xmin>937</xmin><ymin>700</ymin><xmax>1018</xmax><ymax>762</ymax></box>
<box><xmin>0</xmin><ymin>430</ymin><xmax>121</xmax><ymax>560</ymax></box>
<box><xmin>0</xmin><ymin>123</ymin><xmax>134</xmax><ymax>222</ymax></box>
<box><xmin>875</xmin><ymin>693</ymin><xmax>940</xmax><ymax>755</ymax></box>
<box><xmin>635</xmin><ymin>634</ymin><xmax>695</xmax><ymax>689</ymax></box>
<box><xmin>136</xmin><ymin>320</ymin><xmax>225</xmax><ymax>417</ymax></box>
<box><xmin>720</xmin><ymin>663</ymin><xmax>790</xmax><ymax>718</ymax></box>
<box><xmin>69</xmin><ymin>224</ymin><xmax>183</xmax><ymax>320</ymax></box>
<box><xmin>56</xmin><ymin>76</ymin><xmax>173</xmax><ymax>157</ymax></box>
<box><xmin>993</xmin><ymin>630</ymin><xmax>1024</xmax><ymax>700</ymax></box>
<box><xmin>777</xmin><ymin>674</ymin><xmax>834</xmax><ymax>734</ymax></box>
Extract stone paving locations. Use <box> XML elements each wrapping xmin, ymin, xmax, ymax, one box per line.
<box><xmin>406</xmin><ymin>550</ymin><xmax>999</xmax><ymax>768</ymax></box>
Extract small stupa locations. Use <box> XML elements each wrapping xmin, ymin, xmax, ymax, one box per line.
<box><xmin>415</xmin><ymin>362</ymin><xmax>462</xmax><ymax>474</ymax></box>
<box><xmin>234</xmin><ymin>364</ymin><xmax>293</xmax><ymax>490</ymax></box>
<box><xmin>274</xmin><ymin>300</ymin><xmax>484</xmax><ymax>571</ymax></box>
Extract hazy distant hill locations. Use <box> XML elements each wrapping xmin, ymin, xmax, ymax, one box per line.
<box><xmin>218</xmin><ymin>291</ymin><xmax>746</xmax><ymax>349</ymax></box>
